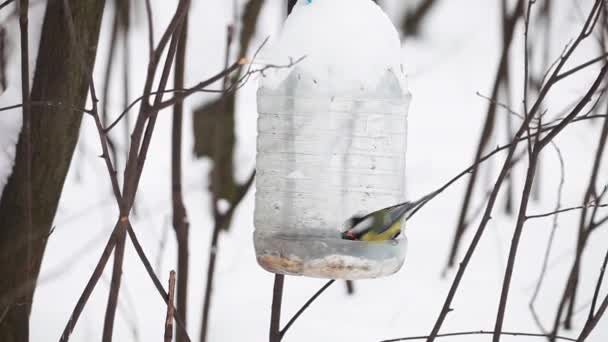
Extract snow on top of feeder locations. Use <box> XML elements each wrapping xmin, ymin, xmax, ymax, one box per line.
<box><xmin>258</xmin><ymin>0</ymin><xmax>408</xmax><ymax>95</ymax></box>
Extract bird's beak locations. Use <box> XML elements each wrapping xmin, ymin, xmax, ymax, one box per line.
<box><xmin>342</xmin><ymin>230</ymin><xmax>357</xmax><ymax>240</ymax></box>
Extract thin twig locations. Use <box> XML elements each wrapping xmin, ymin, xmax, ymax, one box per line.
<box><xmin>476</xmin><ymin>92</ymin><xmax>525</xmax><ymax>120</ymax></box>
<box><xmin>529</xmin><ymin>142</ymin><xmax>565</xmax><ymax>334</ymax></box>
<box><xmin>126</xmin><ymin>223</ymin><xmax>190</xmax><ymax>341</ymax></box>
<box><xmin>383</xmin><ymin>330</ymin><xmax>577</xmax><ymax>342</ymax></box>
<box><xmin>98</xmin><ymin>7</ymin><xmax>129</xmax><ymax>339</ymax></box>
<box><xmin>555</xmin><ymin>52</ymin><xmax>608</xmax><ymax>82</ymax></box>
<box><xmin>493</xmin><ymin>141</ymin><xmax>541</xmax><ymax>342</ymax></box>
<box><xmin>279</xmin><ymin>280</ymin><xmax>335</xmax><ymax>340</ymax></box>
<box><xmin>59</xmin><ymin>224</ymin><xmax>119</xmax><ymax>342</ymax></box>
<box><xmin>527</xmin><ymin>203</ymin><xmax>608</xmax><ymax>219</ymax></box>
<box><xmin>172</xmin><ymin>12</ymin><xmax>190</xmax><ymax>342</ymax></box>
<box><xmin>523</xmin><ymin>0</ymin><xmax>535</xmax><ymax>157</ymax></box>
<box><xmin>102</xmin><ymin>219</ymin><xmax>128</xmax><ymax>342</ymax></box>
<box><xmin>591</xmin><ymin>214</ymin><xmax>608</xmax><ymax>229</ymax></box>
<box><xmin>587</xmin><ymin>248</ymin><xmax>608</xmax><ymax>325</ymax></box>
<box><xmin>577</xmin><ymin>291</ymin><xmax>608</xmax><ymax>341</ymax></box>
<box><xmin>104</xmin><ymin>61</ymin><xmax>242</xmax><ymax>133</ymax></box>
<box><xmin>0</xmin><ymin>304</ymin><xmax>9</xmax><ymax>325</ymax></box>
<box><xmin>401</xmin><ymin>0</ymin><xmax>439</xmax><ymax>36</ymax></box>
<box><xmin>554</xmin><ymin>83</ymin><xmax>608</xmax><ymax>335</ymax></box>
<box><xmin>199</xmin><ymin>15</ymin><xmax>238</xmax><ymax>342</ymax></box>
<box><xmin>200</xmin><ymin>170</ymin><xmax>255</xmax><ymax>342</ymax></box>
<box><xmin>345</xmin><ymin>280</ymin><xmax>355</xmax><ymax>295</ymax></box>
<box><xmin>0</xmin><ymin>28</ymin><xmax>6</xmax><ymax>93</ymax></box>
<box><xmin>0</xmin><ymin>0</ymin><xmax>14</xmax><ymax>11</ymax></box>
<box><xmin>269</xmin><ymin>275</ymin><xmax>284</xmax><ymax>342</ymax></box>
<box><xmin>121</xmin><ymin>7</ymin><xmax>131</xmax><ymax>166</ymax></box>
<box><xmin>0</xmin><ymin>100</ymin><xmax>94</xmax><ymax>114</ymax></box>
<box><xmin>143</xmin><ymin>0</ymin><xmax>154</xmax><ymax>59</ymax></box>
<box><xmin>100</xmin><ymin>7</ymin><xmax>121</xmax><ymax>167</ymax></box>
<box><xmin>156</xmin><ymin>216</ymin><xmax>171</xmax><ymax>274</ymax></box>
<box><xmin>164</xmin><ymin>271</ymin><xmax>176</xmax><ymax>342</ymax></box>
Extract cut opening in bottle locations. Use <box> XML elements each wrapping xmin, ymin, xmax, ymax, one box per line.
<box><xmin>254</xmin><ymin>229</ymin><xmax>407</xmax><ymax>280</ymax></box>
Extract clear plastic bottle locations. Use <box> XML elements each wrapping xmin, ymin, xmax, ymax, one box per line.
<box><xmin>253</xmin><ymin>66</ymin><xmax>411</xmax><ymax>280</ymax></box>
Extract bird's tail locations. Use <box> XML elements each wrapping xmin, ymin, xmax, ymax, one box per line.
<box><xmin>386</xmin><ymin>190</ymin><xmax>439</xmax><ymax>221</ymax></box>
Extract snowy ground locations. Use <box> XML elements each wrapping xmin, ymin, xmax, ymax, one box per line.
<box><xmin>1</xmin><ymin>0</ymin><xmax>607</xmax><ymax>341</ymax></box>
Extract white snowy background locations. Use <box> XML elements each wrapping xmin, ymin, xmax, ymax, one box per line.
<box><xmin>0</xmin><ymin>0</ymin><xmax>607</xmax><ymax>341</ymax></box>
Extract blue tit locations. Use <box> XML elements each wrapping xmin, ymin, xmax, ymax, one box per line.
<box><xmin>341</xmin><ymin>193</ymin><xmax>434</xmax><ymax>241</ymax></box>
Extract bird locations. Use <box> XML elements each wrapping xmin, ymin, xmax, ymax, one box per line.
<box><xmin>341</xmin><ymin>192</ymin><xmax>436</xmax><ymax>241</ymax></box>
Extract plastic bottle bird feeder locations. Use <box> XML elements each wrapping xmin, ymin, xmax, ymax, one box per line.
<box><xmin>253</xmin><ymin>0</ymin><xmax>411</xmax><ymax>280</ymax></box>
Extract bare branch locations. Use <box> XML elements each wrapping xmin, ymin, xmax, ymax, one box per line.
<box><xmin>143</xmin><ymin>0</ymin><xmax>154</xmax><ymax>58</ymax></box>
<box><xmin>555</xmin><ymin>52</ymin><xmax>608</xmax><ymax>82</ymax></box>
<box><xmin>529</xmin><ymin>142</ymin><xmax>565</xmax><ymax>334</ymax></box>
<box><xmin>172</xmin><ymin>13</ymin><xmax>190</xmax><ymax>342</ymax></box>
<box><xmin>104</xmin><ymin>61</ymin><xmax>242</xmax><ymax>133</ymax></box>
<box><xmin>269</xmin><ymin>275</ymin><xmax>284</xmax><ymax>342</ymax></box>
<box><xmin>587</xmin><ymin>248</ymin><xmax>608</xmax><ymax>325</ymax></box>
<box><xmin>382</xmin><ymin>330</ymin><xmax>577</xmax><ymax>342</ymax></box>
<box><xmin>59</xmin><ymin>224</ymin><xmax>118</xmax><ymax>342</ymax></box>
<box><xmin>200</xmin><ymin>170</ymin><xmax>255</xmax><ymax>342</ymax></box>
<box><xmin>100</xmin><ymin>7</ymin><xmax>121</xmax><ymax>167</ymax></box>
<box><xmin>476</xmin><ymin>92</ymin><xmax>525</xmax><ymax>120</ymax></box>
<box><xmin>126</xmin><ymin>223</ymin><xmax>190</xmax><ymax>342</ymax></box>
<box><xmin>102</xmin><ymin>220</ymin><xmax>127</xmax><ymax>342</ymax></box>
<box><xmin>527</xmin><ymin>203</ymin><xmax>608</xmax><ymax>219</ymax></box>
<box><xmin>0</xmin><ymin>101</ymin><xmax>94</xmax><ymax>114</ymax></box>
<box><xmin>0</xmin><ymin>0</ymin><xmax>14</xmax><ymax>11</ymax></box>
<box><xmin>401</xmin><ymin>0</ymin><xmax>440</xmax><ymax>36</ymax></box>
<box><xmin>557</xmin><ymin>90</ymin><xmax>608</xmax><ymax>331</ymax></box>
<box><xmin>577</xmin><ymin>282</ymin><xmax>608</xmax><ymax>341</ymax></box>
<box><xmin>591</xmin><ymin>214</ymin><xmax>608</xmax><ymax>229</ymax></box>
<box><xmin>164</xmin><ymin>271</ymin><xmax>176</xmax><ymax>342</ymax></box>
<box><xmin>279</xmin><ymin>280</ymin><xmax>335</xmax><ymax>340</ymax></box>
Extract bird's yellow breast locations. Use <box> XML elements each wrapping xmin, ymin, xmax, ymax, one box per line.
<box><xmin>360</xmin><ymin>221</ymin><xmax>403</xmax><ymax>241</ymax></box>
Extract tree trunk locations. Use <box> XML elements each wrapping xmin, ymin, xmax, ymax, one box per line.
<box><xmin>0</xmin><ymin>1</ymin><xmax>105</xmax><ymax>341</ymax></box>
